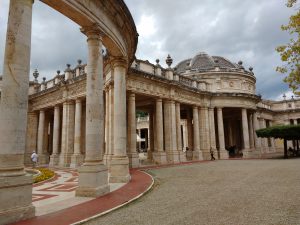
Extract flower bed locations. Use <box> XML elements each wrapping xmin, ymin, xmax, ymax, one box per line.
<box><xmin>34</xmin><ymin>168</ymin><xmax>55</xmax><ymax>183</ymax></box>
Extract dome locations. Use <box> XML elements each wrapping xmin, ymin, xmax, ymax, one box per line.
<box><xmin>175</xmin><ymin>52</ymin><xmax>241</xmax><ymax>74</ymax></box>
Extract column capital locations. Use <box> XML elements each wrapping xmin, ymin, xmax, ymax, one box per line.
<box><xmin>208</xmin><ymin>107</ymin><xmax>215</xmax><ymax>111</ymax></box>
<box><xmin>193</xmin><ymin>105</ymin><xmax>199</xmax><ymax>110</ymax></box>
<box><xmin>80</xmin><ymin>23</ymin><xmax>104</xmax><ymax>40</ymax></box>
<box><xmin>156</xmin><ymin>98</ymin><xmax>163</xmax><ymax>103</ymax></box>
<box><xmin>75</xmin><ymin>98</ymin><xmax>82</xmax><ymax>104</ymax></box>
<box><xmin>128</xmin><ymin>92</ymin><xmax>135</xmax><ymax>98</ymax></box>
<box><xmin>111</xmin><ymin>57</ymin><xmax>128</xmax><ymax>69</ymax></box>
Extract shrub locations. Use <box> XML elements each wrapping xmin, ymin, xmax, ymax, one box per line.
<box><xmin>34</xmin><ymin>168</ymin><xmax>55</xmax><ymax>183</ymax></box>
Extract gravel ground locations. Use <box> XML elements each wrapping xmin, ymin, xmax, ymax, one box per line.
<box><xmin>86</xmin><ymin>159</ymin><xmax>300</xmax><ymax>225</ymax></box>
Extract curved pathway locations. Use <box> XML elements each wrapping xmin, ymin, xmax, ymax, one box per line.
<box><xmin>84</xmin><ymin>159</ymin><xmax>300</xmax><ymax>225</ymax></box>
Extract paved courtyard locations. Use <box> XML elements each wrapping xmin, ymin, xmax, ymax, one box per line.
<box><xmin>87</xmin><ymin>159</ymin><xmax>300</xmax><ymax>225</ymax></box>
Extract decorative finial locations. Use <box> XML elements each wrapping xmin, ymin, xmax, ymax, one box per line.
<box><xmin>77</xmin><ymin>59</ymin><xmax>82</xmax><ymax>65</ymax></box>
<box><xmin>65</xmin><ymin>64</ymin><xmax>71</xmax><ymax>72</ymax></box>
<box><xmin>57</xmin><ymin>70</ymin><xmax>60</xmax><ymax>75</ymax></box>
<box><xmin>42</xmin><ymin>77</ymin><xmax>46</xmax><ymax>83</ymax></box>
<box><xmin>166</xmin><ymin>54</ymin><xmax>173</xmax><ymax>68</ymax></box>
<box><xmin>249</xmin><ymin>67</ymin><xmax>253</xmax><ymax>72</ymax></box>
<box><xmin>283</xmin><ymin>93</ymin><xmax>286</xmax><ymax>100</ymax></box>
<box><xmin>33</xmin><ymin>69</ymin><xmax>39</xmax><ymax>82</ymax></box>
<box><xmin>238</xmin><ymin>61</ymin><xmax>243</xmax><ymax>65</ymax></box>
<box><xmin>156</xmin><ymin>59</ymin><xmax>160</xmax><ymax>65</ymax></box>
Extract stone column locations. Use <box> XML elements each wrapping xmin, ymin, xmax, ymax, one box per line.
<box><xmin>164</xmin><ymin>100</ymin><xmax>180</xmax><ymax>163</ymax></box>
<box><xmin>0</xmin><ymin>0</ymin><xmax>35</xmax><ymax>223</ymax></box>
<box><xmin>199</xmin><ymin>107</ymin><xmax>210</xmax><ymax>160</ymax></box>
<box><xmin>148</xmin><ymin>112</ymin><xmax>154</xmax><ymax>160</ymax></box>
<box><xmin>248</xmin><ymin>114</ymin><xmax>255</xmax><ymax>150</ymax></box>
<box><xmin>127</xmin><ymin>93</ymin><xmax>139</xmax><ymax>168</ymax></box>
<box><xmin>104</xmin><ymin>85</ymin><xmax>114</xmax><ymax>166</ymax></box>
<box><xmin>253</xmin><ymin>112</ymin><xmax>262</xmax><ymax>157</ymax></box>
<box><xmin>153</xmin><ymin>98</ymin><xmax>167</xmax><ymax>164</ymax></box>
<box><xmin>187</xmin><ymin>109</ymin><xmax>194</xmax><ymax>151</ymax></box>
<box><xmin>176</xmin><ymin>103</ymin><xmax>186</xmax><ymax>162</ymax></box>
<box><xmin>76</xmin><ymin>25</ymin><xmax>109</xmax><ymax>197</ymax></box>
<box><xmin>192</xmin><ymin>106</ymin><xmax>202</xmax><ymax>160</ymax></box>
<box><xmin>49</xmin><ymin>106</ymin><xmax>60</xmax><ymax>166</ymax></box>
<box><xmin>242</xmin><ymin>108</ymin><xmax>250</xmax><ymax>156</ymax></box>
<box><xmin>104</xmin><ymin>89</ymin><xmax>109</xmax><ymax>165</ymax></box>
<box><xmin>217</xmin><ymin>108</ymin><xmax>228</xmax><ymax>159</ymax></box>
<box><xmin>109</xmin><ymin>58</ymin><xmax>130</xmax><ymax>183</ymax></box>
<box><xmin>25</xmin><ymin>112</ymin><xmax>38</xmax><ymax>166</ymax></box>
<box><xmin>269</xmin><ymin>120</ymin><xmax>276</xmax><ymax>152</ymax></box>
<box><xmin>71</xmin><ymin>99</ymin><xmax>84</xmax><ymax>168</ymax></box>
<box><xmin>37</xmin><ymin>110</ymin><xmax>48</xmax><ymax>164</ymax></box>
<box><xmin>59</xmin><ymin>101</ymin><xmax>75</xmax><ymax>167</ymax></box>
<box><xmin>209</xmin><ymin>107</ymin><xmax>217</xmax><ymax>156</ymax></box>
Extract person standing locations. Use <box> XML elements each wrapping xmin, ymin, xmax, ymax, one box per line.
<box><xmin>210</xmin><ymin>148</ymin><xmax>215</xmax><ymax>161</ymax></box>
<box><xmin>31</xmin><ymin>151</ymin><xmax>38</xmax><ymax>168</ymax></box>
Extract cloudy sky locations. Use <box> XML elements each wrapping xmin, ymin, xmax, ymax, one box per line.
<box><xmin>0</xmin><ymin>0</ymin><xmax>296</xmax><ymax>100</ymax></box>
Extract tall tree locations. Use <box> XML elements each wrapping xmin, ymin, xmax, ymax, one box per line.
<box><xmin>276</xmin><ymin>0</ymin><xmax>300</xmax><ymax>95</ymax></box>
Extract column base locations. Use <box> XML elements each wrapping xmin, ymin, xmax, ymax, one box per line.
<box><xmin>127</xmin><ymin>152</ymin><xmax>140</xmax><ymax>168</ymax></box>
<box><xmin>167</xmin><ymin>151</ymin><xmax>180</xmax><ymax>163</ymax></box>
<box><xmin>242</xmin><ymin>148</ymin><xmax>250</xmax><ymax>158</ymax></box>
<box><xmin>179</xmin><ymin>151</ymin><xmax>187</xmax><ymax>162</ymax></box>
<box><xmin>201</xmin><ymin>150</ymin><xmax>210</xmax><ymax>160</ymax></box>
<box><xmin>49</xmin><ymin>154</ymin><xmax>59</xmax><ymax>167</ymax></box>
<box><xmin>0</xmin><ymin>174</ymin><xmax>35</xmax><ymax>224</ymax></box>
<box><xmin>76</xmin><ymin>163</ymin><xmax>110</xmax><ymax>197</ymax></box>
<box><xmin>59</xmin><ymin>153</ymin><xmax>72</xmax><ymax>167</ymax></box>
<box><xmin>219</xmin><ymin>149</ymin><xmax>229</xmax><ymax>159</ymax></box>
<box><xmin>193</xmin><ymin>150</ymin><xmax>204</xmax><ymax>160</ymax></box>
<box><xmin>70</xmin><ymin>154</ymin><xmax>84</xmax><ymax>168</ymax></box>
<box><xmin>103</xmin><ymin>154</ymin><xmax>113</xmax><ymax>167</ymax></box>
<box><xmin>38</xmin><ymin>153</ymin><xmax>49</xmax><ymax>165</ymax></box>
<box><xmin>152</xmin><ymin>152</ymin><xmax>167</xmax><ymax>164</ymax></box>
<box><xmin>244</xmin><ymin>149</ymin><xmax>261</xmax><ymax>158</ymax></box>
<box><xmin>109</xmin><ymin>156</ymin><xmax>130</xmax><ymax>183</ymax></box>
<box><xmin>186</xmin><ymin>150</ymin><xmax>193</xmax><ymax>161</ymax></box>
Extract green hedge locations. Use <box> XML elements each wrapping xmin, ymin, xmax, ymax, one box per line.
<box><xmin>256</xmin><ymin>124</ymin><xmax>300</xmax><ymax>140</ymax></box>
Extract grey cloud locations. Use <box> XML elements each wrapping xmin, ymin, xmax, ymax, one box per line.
<box><xmin>0</xmin><ymin>0</ymin><xmax>295</xmax><ymax>98</ymax></box>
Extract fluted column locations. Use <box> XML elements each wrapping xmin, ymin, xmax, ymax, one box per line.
<box><xmin>49</xmin><ymin>106</ymin><xmax>60</xmax><ymax>166</ymax></box>
<box><xmin>217</xmin><ymin>108</ymin><xmax>228</xmax><ymax>159</ymax></box>
<box><xmin>242</xmin><ymin>108</ymin><xmax>250</xmax><ymax>156</ymax></box>
<box><xmin>153</xmin><ymin>98</ymin><xmax>167</xmax><ymax>164</ymax></box>
<box><xmin>192</xmin><ymin>106</ymin><xmax>202</xmax><ymax>160</ymax></box>
<box><xmin>71</xmin><ymin>99</ymin><xmax>84</xmax><ymax>168</ymax></box>
<box><xmin>176</xmin><ymin>103</ymin><xmax>186</xmax><ymax>162</ymax></box>
<box><xmin>109</xmin><ymin>58</ymin><xmax>130</xmax><ymax>183</ymax></box>
<box><xmin>199</xmin><ymin>107</ymin><xmax>210</xmax><ymax>160</ymax></box>
<box><xmin>127</xmin><ymin>93</ymin><xmax>139</xmax><ymax>168</ymax></box>
<box><xmin>0</xmin><ymin>0</ymin><xmax>35</xmax><ymax>223</ymax></box>
<box><xmin>76</xmin><ymin>25</ymin><xmax>109</xmax><ymax>197</ymax></box>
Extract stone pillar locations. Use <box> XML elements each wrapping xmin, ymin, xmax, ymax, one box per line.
<box><xmin>164</xmin><ymin>100</ymin><xmax>180</xmax><ymax>163</ymax></box>
<box><xmin>49</xmin><ymin>106</ymin><xmax>60</xmax><ymax>166</ymax></box>
<box><xmin>253</xmin><ymin>112</ymin><xmax>262</xmax><ymax>157</ymax></box>
<box><xmin>59</xmin><ymin>101</ymin><xmax>75</xmax><ymax>167</ymax></box>
<box><xmin>127</xmin><ymin>93</ymin><xmax>139</xmax><ymax>168</ymax></box>
<box><xmin>0</xmin><ymin>0</ymin><xmax>35</xmax><ymax>223</ymax></box>
<box><xmin>71</xmin><ymin>99</ymin><xmax>84</xmax><ymax>168</ymax></box>
<box><xmin>109</xmin><ymin>59</ymin><xmax>130</xmax><ymax>183</ymax></box>
<box><xmin>104</xmin><ymin>89</ymin><xmax>109</xmax><ymax>164</ymax></box>
<box><xmin>192</xmin><ymin>106</ymin><xmax>202</xmax><ymax>160</ymax></box>
<box><xmin>37</xmin><ymin>110</ymin><xmax>48</xmax><ymax>164</ymax></box>
<box><xmin>259</xmin><ymin>118</ymin><xmax>268</xmax><ymax>152</ymax></box>
<box><xmin>25</xmin><ymin>112</ymin><xmax>38</xmax><ymax>166</ymax></box>
<box><xmin>153</xmin><ymin>98</ymin><xmax>167</xmax><ymax>164</ymax></box>
<box><xmin>248</xmin><ymin>114</ymin><xmax>255</xmax><ymax>149</ymax></box>
<box><xmin>217</xmin><ymin>108</ymin><xmax>228</xmax><ymax>159</ymax></box>
<box><xmin>269</xmin><ymin>120</ymin><xmax>276</xmax><ymax>152</ymax></box>
<box><xmin>76</xmin><ymin>26</ymin><xmax>109</xmax><ymax>197</ymax></box>
<box><xmin>242</xmin><ymin>108</ymin><xmax>250</xmax><ymax>156</ymax></box>
<box><xmin>209</xmin><ymin>107</ymin><xmax>217</xmax><ymax>156</ymax></box>
<box><xmin>104</xmin><ymin>85</ymin><xmax>114</xmax><ymax>166</ymax></box>
<box><xmin>176</xmin><ymin>102</ymin><xmax>186</xmax><ymax>162</ymax></box>
<box><xmin>199</xmin><ymin>107</ymin><xmax>210</xmax><ymax>160</ymax></box>
<box><xmin>148</xmin><ymin>112</ymin><xmax>154</xmax><ymax>160</ymax></box>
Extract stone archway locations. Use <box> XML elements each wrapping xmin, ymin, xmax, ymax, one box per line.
<box><xmin>0</xmin><ymin>0</ymin><xmax>137</xmax><ymax>224</ymax></box>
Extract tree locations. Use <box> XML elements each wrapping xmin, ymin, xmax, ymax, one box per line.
<box><xmin>276</xmin><ymin>0</ymin><xmax>300</xmax><ymax>95</ymax></box>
